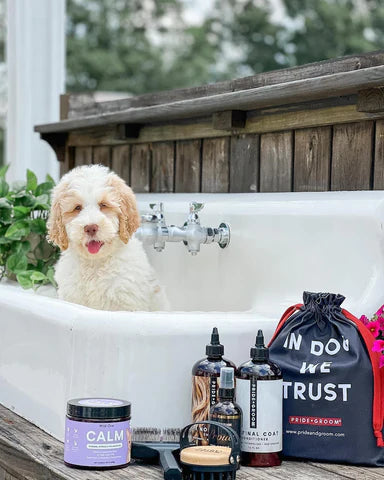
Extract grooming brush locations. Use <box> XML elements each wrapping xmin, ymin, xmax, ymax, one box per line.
<box><xmin>132</xmin><ymin>427</ymin><xmax>182</xmax><ymax>480</ymax></box>
<box><xmin>179</xmin><ymin>421</ymin><xmax>241</xmax><ymax>480</ymax></box>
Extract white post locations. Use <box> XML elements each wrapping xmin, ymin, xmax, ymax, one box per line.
<box><xmin>6</xmin><ymin>0</ymin><xmax>66</xmax><ymax>183</ymax></box>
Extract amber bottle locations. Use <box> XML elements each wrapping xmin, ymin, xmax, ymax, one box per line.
<box><xmin>209</xmin><ymin>367</ymin><xmax>242</xmax><ymax>446</ymax></box>
<box><xmin>191</xmin><ymin>328</ymin><xmax>236</xmax><ymax>424</ymax></box>
<box><xmin>236</xmin><ymin>330</ymin><xmax>283</xmax><ymax>467</ymax></box>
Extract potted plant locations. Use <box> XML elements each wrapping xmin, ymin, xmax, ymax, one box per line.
<box><xmin>0</xmin><ymin>165</ymin><xmax>59</xmax><ymax>289</ymax></box>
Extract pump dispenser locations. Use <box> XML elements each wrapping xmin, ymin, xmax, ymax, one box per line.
<box><xmin>218</xmin><ymin>367</ymin><xmax>235</xmax><ymax>399</ymax></box>
<box><xmin>236</xmin><ymin>330</ymin><xmax>283</xmax><ymax>467</ymax></box>
<box><xmin>191</xmin><ymin>328</ymin><xmax>236</xmax><ymax>426</ymax></box>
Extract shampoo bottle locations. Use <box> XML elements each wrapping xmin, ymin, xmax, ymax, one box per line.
<box><xmin>209</xmin><ymin>367</ymin><xmax>242</xmax><ymax>446</ymax></box>
<box><xmin>236</xmin><ymin>330</ymin><xmax>283</xmax><ymax>467</ymax></box>
<box><xmin>192</xmin><ymin>328</ymin><xmax>236</xmax><ymax>425</ymax></box>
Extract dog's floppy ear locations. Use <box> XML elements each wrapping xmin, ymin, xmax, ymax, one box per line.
<box><xmin>47</xmin><ymin>181</ymin><xmax>69</xmax><ymax>251</ymax></box>
<box><xmin>108</xmin><ymin>174</ymin><xmax>140</xmax><ymax>243</ymax></box>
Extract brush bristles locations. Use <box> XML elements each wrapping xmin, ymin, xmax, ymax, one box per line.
<box><xmin>132</xmin><ymin>427</ymin><xmax>181</xmax><ymax>443</ymax></box>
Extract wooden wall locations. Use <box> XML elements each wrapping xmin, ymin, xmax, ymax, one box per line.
<box><xmin>65</xmin><ymin>119</ymin><xmax>383</xmax><ymax>193</ymax></box>
<box><xmin>40</xmin><ymin>52</ymin><xmax>384</xmax><ymax>193</ymax></box>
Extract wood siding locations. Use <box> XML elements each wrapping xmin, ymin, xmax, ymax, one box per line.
<box><xmin>68</xmin><ymin>120</ymin><xmax>381</xmax><ymax>192</ymax></box>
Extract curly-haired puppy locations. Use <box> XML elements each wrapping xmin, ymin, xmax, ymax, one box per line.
<box><xmin>47</xmin><ymin>164</ymin><xmax>167</xmax><ymax>311</ymax></box>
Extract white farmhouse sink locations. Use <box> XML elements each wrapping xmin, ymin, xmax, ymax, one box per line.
<box><xmin>0</xmin><ymin>192</ymin><xmax>383</xmax><ymax>441</ymax></box>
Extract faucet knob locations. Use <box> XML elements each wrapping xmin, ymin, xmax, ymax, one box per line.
<box><xmin>150</xmin><ymin>202</ymin><xmax>164</xmax><ymax>214</ymax></box>
<box><xmin>141</xmin><ymin>213</ymin><xmax>157</xmax><ymax>223</ymax></box>
<box><xmin>189</xmin><ymin>202</ymin><xmax>204</xmax><ymax>214</ymax></box>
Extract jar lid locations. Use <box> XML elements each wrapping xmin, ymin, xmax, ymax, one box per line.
<box><xmin>67</xmin><ymin>398</ymin><xmax>131</xmax><ymax>419</ymax></box>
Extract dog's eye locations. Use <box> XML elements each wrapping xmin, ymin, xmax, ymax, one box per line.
<box><xmin>74</xmin><ymin>205</ymin><xmax>82</xmax><ymax>212</ymax></box>
<box><xmin>99</xmin><ymin>203</ymin><xmax>108</xmax><ymax>209</ymax></box>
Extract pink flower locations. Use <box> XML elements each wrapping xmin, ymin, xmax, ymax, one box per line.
<box><xmin>360</xmin><ymin>315</ymin><xmax>370</xmax><ymax>326</ymax></box>
<box><xmin>375</xmin><ymin>305</ymin><xmax>384</xmax><ymax>318</ymax></box>
<box><xmin>379</xmin><ymin>356</ymin><xmax>384</xmax><ymax>369</ymax></box>
<box><xmin>367</xmin><ymin>320</ymin><xmax>381</xmax><ymax>337</ymax></box>
<box><xmin>373</xmin><ymin>340</ymin><xmax>384</xmax><ymax>353</ymax></box>
<box><xmin>378</xmin><ymin>316</ymin><xmax>384</xmax><ymax>330</ymax></box>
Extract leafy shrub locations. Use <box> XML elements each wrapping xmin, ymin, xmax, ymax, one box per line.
<box><xmin>0</xmin><ymin>165</ymin><xmax>59</xmax><ymax>289</ymax></box>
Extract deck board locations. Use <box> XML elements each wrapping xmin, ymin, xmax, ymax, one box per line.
<box><xmin>0</xmin><ymin>404</ymin><xmax>381</xmax><ymax>479</ymax></box>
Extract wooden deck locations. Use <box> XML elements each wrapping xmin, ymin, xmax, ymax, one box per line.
<box><xmin>0</xmin><ymin>404</ymin><xmax>383</xmax><ymax>479</ymax></box>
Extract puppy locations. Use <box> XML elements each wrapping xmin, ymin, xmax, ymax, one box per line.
<box><xmin>47</xmin><ymin>165</ymin><xmax>168</xmax><ymax>311</ymax></box>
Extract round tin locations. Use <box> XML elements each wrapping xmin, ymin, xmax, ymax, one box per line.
<box><xmin>64</xmin><ymin>398</ymin><xmax>131</xmax><ymax>470</ymax></box>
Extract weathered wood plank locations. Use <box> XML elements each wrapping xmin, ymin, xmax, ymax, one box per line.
<box><xmin>0</xmin><ymin>405</ymin><xmax>163</xmax><ymax>480</ymax></box>
<box><xmin>230</xmin><ymin>51</ymin><xmax>384</xmax><ymax>91</ymax></box>
<box><xmin>309</xmin><ymin>461</ymin><xmax>384</xmax><ymax>480</ymax></box>
<box><xmin>60</xmin><ymin>94</ymin><xmax>70</xmax><ymax>121</ymax></box>
<box><xmin>35</xmin><ymin>65</ymin><xmax>384</xmax><ymax>133</ymax></box>
<box><xmin>0</xmin><ymin>404</ymin><xmax>377</xmax><ymax>480</ymax></box>
<box><xmin>60</xmin><ymin>147</ymin><xmax>75</xmax><ymax>177</ymax></box>
<box><xmin>151</xmin><ymin>142</ymin><xmax>175</xmax><ymax>193</ymax></box>
<box><xmin>374</xmin><ymin>120</ymin><xmax>384</xmax><ymax>189</ymax></box>
<box><xmin>212</xmin><ymin>111</ymin><xmax>246</xmax><ymax>131</ymax></box>
<box><xmin>64</xmin><ymin>51</ymin><xmax>384</xmax><ymax>119</ymax></box>
<box><xmin>331</xmin><ymin>121</ymin><xmax>374</xmax><ymax>190</ymax></box>
<box><xmin>92</xmin><ymin>146</ymin><xmax>111</xmax><ymax>168</ymax></box>
<box><xmin>175</xmin><ymin>140</ymin><xmax>201</xmax><ymax>192</ymax></box>
<box><xmin>294</xmin><ymin>127</ymin><xmax>331</xmax><ymax>191</ymax></box>
<box><xmin>0</xmin><ymin>470</ymin><xmax>18</xmax><ymax>480</ymax></box>
<box><xmin>230</xmin><ymin>134</ymin><xmax>259</xmax><ymax>192</ymax></box>
<box><xmin>201</xmin><ymin>138</ymin><xmax>229</xmax><ymax>193</ymax></box>
<box><xmin>112</xmin><ymin>145</ymin><xmax>130</xmax><ymax>184</ymax></box>
<box><xmin>130</xmin><ymin>144</ymin><xmax>151</xmax><ymax>193</ymax></box>
<box><xmin>260</xmin><ymin>131</ymin><xmax>293</xmax><ymax>192</ymax></box>
<box><xmin>65</xmin><ymin>104</ymin><xmax>384</xmax><ymax>148</ymax></box>
<box><xmin>74</xmin><ymin>146</ymin><xmax>92</xmax><ymax>167</ymax></box>
<box><xmin>357</xmin><ymin>87</ymin><xmax>384</xmax><ymax>112</ymax></box>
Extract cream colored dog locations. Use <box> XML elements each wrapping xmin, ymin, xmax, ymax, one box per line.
<box><xmin>47</xmin><ymin>165</ymin><xmax>167</xmax><ymax>311</ymax></box>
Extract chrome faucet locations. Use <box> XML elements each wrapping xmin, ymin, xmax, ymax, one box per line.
<box><xmin>135</xmin><ymin>202</ymin><xmax>230</xmax><ymax>255</ymax></box>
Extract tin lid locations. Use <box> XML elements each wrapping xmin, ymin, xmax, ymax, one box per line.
<box><xmin>67</xmin><ymin>398</ymin><xmax>131</xmax><ymax>419</ymax></box>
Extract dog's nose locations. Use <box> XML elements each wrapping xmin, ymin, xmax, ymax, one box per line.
<box><xmin>84</xmin><ymin>224</ymin><xmax>99</xmax><ymax>236</ymax></box>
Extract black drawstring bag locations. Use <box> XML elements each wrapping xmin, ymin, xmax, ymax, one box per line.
<box><xmin>269</xmin><ymin>292</ymin><xmax>384</xmax><ymax>466</ymax></box>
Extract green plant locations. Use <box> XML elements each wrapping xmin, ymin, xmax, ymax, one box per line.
<box><xmin>0</xmin><ymin>165</ymin><xmax>60</xmax><ymax>289</ymax></box>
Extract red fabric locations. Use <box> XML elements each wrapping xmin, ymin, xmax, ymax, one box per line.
<box><xmin>268</xmin><ymin>303</ymin><xmax>303</xmax><ymax>347</ymax></box>
<box><xmin>342</xmin><ymin>309</ymin><xmax>384</xmax><ymax>448</ymax></box>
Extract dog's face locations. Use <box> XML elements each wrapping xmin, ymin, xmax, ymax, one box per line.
<box><xmin>48</xmin><ymin>165</ymin><xmax>140</xmax><ymax>258</ymax></box>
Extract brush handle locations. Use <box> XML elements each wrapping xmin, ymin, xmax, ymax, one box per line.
<box><xmin>159</xmin><ymin>449</ymin><xmax>182</xmax><ymax>480</ymax></box>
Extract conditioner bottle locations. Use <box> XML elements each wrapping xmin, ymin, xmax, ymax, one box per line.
<box><xmin>236</xmin><ymin>330</ymin><xmax>283</xmax><ymax>467</ymax></box>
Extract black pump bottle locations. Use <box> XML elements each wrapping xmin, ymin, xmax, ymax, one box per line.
<box><xmin>191</xmin><ymin>328</ymin><xmax>236</xmax><ymax>424</ymax></box>
<box><xmin>236</xmin><ymin>330</ymin><xmax>283</xmax><ymax>467</ymax></box>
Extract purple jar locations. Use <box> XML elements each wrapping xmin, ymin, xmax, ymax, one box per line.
<box><xmin>64</xmin><ymin>398</ymin><xmax>131</xmax><ymax>470</ymax></box>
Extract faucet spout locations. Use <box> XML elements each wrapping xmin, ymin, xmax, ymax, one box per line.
<box><xmin>135</xmin><ymin>202</ymin><xmax>230</xmax><ymax>255</ymax></box>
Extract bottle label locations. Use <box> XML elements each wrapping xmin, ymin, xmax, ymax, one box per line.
<box><xmin>192</xmin><ymin>375</ymin><xmax>220</xmax><ymax>444</ymax></box>
<box><xmin>64</xmin><ymin>418</ymin><xmax>131</xmax><ymax>467</ymax></box>
<box><xmin>192</xmin><ymin>376</ymin><xmax>219</xmax><ymax>422</ymax></box>
<box><xmin>236</xmin><ymin>378</ymin><xmax>282</xmax><ymax>453</ymax></box>
<box><xmin>209</xmin><ymin>413</ymin><xmax>241</xmax><ymax>447</ymax></box>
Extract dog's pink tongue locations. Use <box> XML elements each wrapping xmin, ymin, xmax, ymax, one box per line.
<box><xmin>87</xmin><ymin>241</ymin><xmax>102</xmax><ymax>254</ymax></box>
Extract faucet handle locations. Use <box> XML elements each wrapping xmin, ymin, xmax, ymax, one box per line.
<box><xmin>150</xmin><ymin>202</ymin><xmax>164</xmax><ymax>214</ymax></box>
<box><xmin>189</xmin><ymin>202</ymin><xmax>204</xmax><ymax>214</ymax></box>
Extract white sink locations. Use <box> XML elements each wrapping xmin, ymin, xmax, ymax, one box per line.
<box><xmin>0</xmin><ymin>191</ymin><xmax>383</xmax><ymax>441</ymax></box>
